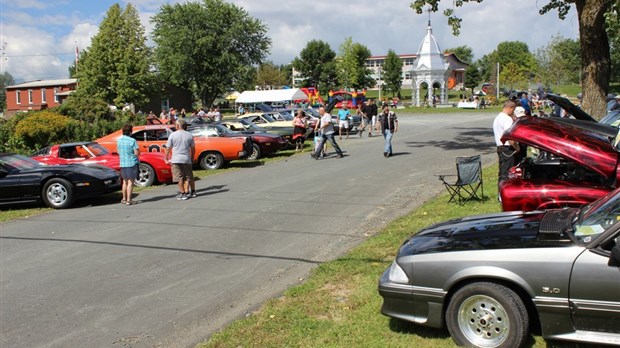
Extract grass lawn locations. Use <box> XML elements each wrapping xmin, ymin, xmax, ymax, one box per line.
<box><xmin>198</xmin><ymin>164</ymin><xmax>554</xmax><ymax>348</ymax></box>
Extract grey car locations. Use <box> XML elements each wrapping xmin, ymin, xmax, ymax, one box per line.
<box><xmin>379</xmin><ymin>187</ymin><xmax>620</xmax><ymax>347</ymax></box>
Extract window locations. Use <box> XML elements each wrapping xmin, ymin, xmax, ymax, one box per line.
<box><xmin>54</xmin><ymin>88</ymin><xmax>59</xmax><ymax>103</ymax></box>
<box><xmin>41</xmin><ymin>88</ymin><xmax>47</xmax><ymax>104</ymax></box>
<box><xmin>16</xmin><ymin>90</ymin><xmax>21</xmax><ymax>104</ymax></box>
<box><xmin>28</xmin><ymin>89</ymin><xmax>33</xmax><ymax>104</ymax></box>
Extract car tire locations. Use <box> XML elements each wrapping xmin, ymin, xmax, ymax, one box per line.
<box><xmin>42</xmin><ymin>178</ymin><xmax>75</xmax><ymax>209</ymax></box>
<box><xmin>446</xmin><ymin>282</ymin><xmax>529</xmax><ymax>348</ymax></box>
<box><xmin>135</xmin><ymin>163</ymin><xmax>155</xmax><ymax>187</ymax></box>
<box><xmin>247</xmin><ymin>143</ymin><xmax>261</xmax><ymax>160</ymax></box>
<box><xmin>199</xmin><ymin>152</ymin><xmax>224</xmax><ymax>170</ymax></box>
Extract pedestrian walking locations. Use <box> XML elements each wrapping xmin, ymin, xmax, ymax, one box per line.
<box><xmin>310</xmin><ymin>106</ymin><xmax>344</xmax><ymax>159</ymax></box>
<box><xmin>369</xmin><ymin>99</ymin><xmax>378</xmax><ymax>136</ymax></box>
<box><xmin>116</xmin><ymin>124</ymin><xmax>140</xmax><ymax>205</ymax></box>
<box><xmin>164</xmin><ymin>119</ymin><xmax>196</xmax><ymax>200</ymax></box>
<box><xmin>379</xmin><ymin>105</ymin><xmax>398</xmax><ymax>157</ymax></box>
<box><xmin>337</xmin><ymin>105</ymin><xmax>350</xmax><ymax>139</ymax></box>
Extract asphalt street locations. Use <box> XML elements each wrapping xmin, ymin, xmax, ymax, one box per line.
<box><xmin>0</xmin><ymin>111</ymin><xmax>497</xmax><ymax>347</ymax></box>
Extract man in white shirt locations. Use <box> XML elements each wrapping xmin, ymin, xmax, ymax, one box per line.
<box><xmin>493</xmin><ymin>100</ymin><xmax>519</xmax><ymax>190</ymax></box>
<box><xmin>310</xmin><ymin>107</ymin><xmax>344</xmax><ymax>159</ymax></box>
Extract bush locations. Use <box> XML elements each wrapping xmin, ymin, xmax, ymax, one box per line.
<box><xmin>14</xmin><ymin>111</ymin><xmax>72</xmax><ymax>150</ymax></box>
<box><xmin>0</xmin><ymin>112</ymin><xmax>31</xmax><ymax>153</ymax></box>
<box><xmin>57</xmin><ymin>94</ymin><xmax>112</xmax><ymax>123</ymax></box>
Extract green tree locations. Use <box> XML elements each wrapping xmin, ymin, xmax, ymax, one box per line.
<box><xmin>0</xmin><ymin>72</ymin><xmax>15</xmax><ymax>111</ymax></box>
<box><xmin>292</xmin><ymin>40</ymin><xmax>338</xmax><ymax>94</ymax></box>
<box><xmin>445</xmin><ymin>45</ymin><xmax>474</xmax><ymax>63</ymax></box>
<box><xmin>75</xmin><ymin>3</ymin><xmax>153</xmax><ymax>108</ymax></box>
<box><xmin>606</xmin><ymin>1</ymin><xmax>620</xmax><ymax>84</ymax></box>
<box><xmin>255</xmin><ymin>62</ymin><xmax>287</xmax><ymax>89</ymax></box>
<box><xmin>410</xmin><ymin>0</ymin><xmax>615</xmax><ymax>118</ymax></box>
<box><xmin>500</xmin><ymin>62</ymin><xmax>528</xmax><ymax>90</ymax></box>
<box><xmin>535</xmin><ymin>35</ymin><xmax>580</xmax><ymax>86</ymax></box>
<box><xmin>336</xmin><ymin>37</ymin><xmax>358</xmax><ymax>90</ymax></box>
<box><xmin>464</xmin><ymin>64</ymin><xmax>481</xmax><ymax>94</ymax></box>
<box><xmin>152</xmin><ymin>0</ymin><xmax>270</xmax><ymax>107</ymax></box>
<box><xmin>382</xmin><ymin>49</ymin><xmax>403</xmax><ymax>97</ymax></box>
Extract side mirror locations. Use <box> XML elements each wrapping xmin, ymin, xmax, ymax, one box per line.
<box><xmin>609</xmin><ymin>245</ymin><xmax>620</xmax><ymax>267</ymax></box>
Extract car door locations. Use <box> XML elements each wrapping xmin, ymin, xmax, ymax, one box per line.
<box><xmin>132</xmin><ymin>129</ymin><xmax>168</xmax><ymax>153</ymax></box>
<box><xmin>0</xmin><ymin>162</ymin><xmax>41</xmax><ymax>204</ymax></box>
<box><xmin>569</xmin><ymin>237</ymin><xmax>620</xmax><ymax>334</ymax></box>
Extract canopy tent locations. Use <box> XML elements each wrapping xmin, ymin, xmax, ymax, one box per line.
<box><xmin>235</xmin><ymin>88</ymin><xmax>308</xmax><ymax>104</ymax></box>
<box><xmin>225</xmin><ymin>91</ymin><xmax>240</xmax><ymax>100</ymax></box>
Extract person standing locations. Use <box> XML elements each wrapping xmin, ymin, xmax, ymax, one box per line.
<box><xmin>165</xmin><ymin>119</ymin><xmax>196</xmax><ymax>200</ymax></box>
<box><xmin>292</xmin><ymin>109</ymin><xmax>308</xmax><ymax>151</ymax></box>
<box><xmin>356</xmin><ymin>102</ymin><xmax>368</xmax><ymax>137</ymax></box>
<box><xmin>369</xmin><ymin>99</ymin><xmax>378</xmax><ymax>136</ymax></box>
<box><xmin>493</xmin><ymin>100</ymin><xmax>519</xmax><ymax>193</ymax></box>
<box><xmin>379</xmin><ymin>105</ymin><xmax>398</xmax><ymax>157</ymax></box>
<box><xmin>337</xmin><ymin>105</ymin><xmax>350</xmax><ymax>139</ymax></box>
<box><xmin>214</xmin><ymin>107</ymin><xmax>222</xmax><ymax>122</ymax></box>
<box><xmin>310</xmin><ymin>106</ymin><xmax>344</xmax><ymax>159</ymax></box>
<box><xmin>520</xmin><ymin>92</ymin><xmax>531</xmax><ymax>116</ymax></box>
<box><xmin>116</xmin><ymin>124</ymin><xmax>140</xmax><ymax>205</ymax></box>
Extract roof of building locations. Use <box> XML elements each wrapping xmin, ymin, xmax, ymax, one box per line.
<box><xmin>6</xmin><ymin>78</ymin><xmax>78</xmax><ymax>89</ymax></box>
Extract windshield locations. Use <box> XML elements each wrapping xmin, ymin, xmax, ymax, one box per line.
<box><xmin>573</xmin><ymin>187</ymin><xmax>620</xmax><ymax>243</ymax></box>
<box><xmin>261</xmin><ymin>113</ymin><xmax>277</xmax><ymax>122</ymax></box>
<box><xmin>85</xmin><ymin>143</ymin><xmax>110</xmax><ymax>156</ymax></box>
<box><xmin>0</xmin><ymin>154</ymin><xmax>42</xmax><ymax>171</ymax></box>
<box><xmin>600</xmin><ymin>110</ymin><xmax>620</xmax><ymax>127</ymax></box>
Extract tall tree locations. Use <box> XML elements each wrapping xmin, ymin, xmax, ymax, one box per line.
<box><xmin>499</xmin><ymin>62</ymin><xmax>528</xmax><ymax>90</ymax></box>
<box><xmin>445</xmin><ymin>45</ymin><xmax>474</xmax><ymax>63</ymax></box>
<box><xmin>351</xmin><ymin>42</ymin><xmax>375</xmax><ymax>90</ymax></box>
<box><xmin>0</xmin><ymin>71</ymin><xmax>15</xmax><ymax>111</ymax></box>
<box><xmin>382</xmin><ymin>49</ymin><xmax>403</xmax><ymax>97</ymax></box>
<box><xmin>535</xmin><ymin>35</ymin><xmax>580</xmax><ymax>86</ymax></box>
<box><xmin>255</xmin><ymin>62</ymin><xmax>287</xmax><ymax>90</ymax></box>
<box><xmin>75</xmin><ymin>3</ymin><xmax>153</xmax><ymax>108</ymax></box>
<box><xmin>464</xmin><ymin>64</ymin><xmax>481</xmax><ymax>93</ymax></box>
<box><xmin>410</xmin><ymin>0</ymin><xmax>615</xmax><ymax>118</ymax></box>
<box><xmin>292</xmin><ymin>40</ymin><xmax>337</xmax><ymax>95</ymax></box>
<box><xmin>606</xmin><ymin>1</ymin><xmax>620</xmax><ymax>83</ymax></box>
<box><xmin>152</xmin><ymin>0</ymin><xmax>271</xmax><ymax>107</ymax></box>
<box><xmin>336</xmin><ymin>37</ymin><xmax>358</xmax><ymax>90</ymax></box>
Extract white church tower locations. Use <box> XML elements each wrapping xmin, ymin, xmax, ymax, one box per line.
<box><xmin>410</xmin><ymin>17</ymin><xmax>451</xmax><ymax>107</ymax></box>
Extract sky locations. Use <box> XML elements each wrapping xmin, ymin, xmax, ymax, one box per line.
<box><xmin>0</xmin><ymin>0</ymin><xmax>581</xmax><ymax>84</ymax></box>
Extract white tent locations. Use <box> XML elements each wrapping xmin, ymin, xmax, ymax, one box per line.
<box><xmin>235</xmin><ymin>88</ymin><xmax>308</xmax><ymax>104</ymax></box>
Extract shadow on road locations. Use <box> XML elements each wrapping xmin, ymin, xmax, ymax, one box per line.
<box><xmin>404</xmin><ymin>127</ymin><xmax>495</xmax><ymax>153</ymax></box>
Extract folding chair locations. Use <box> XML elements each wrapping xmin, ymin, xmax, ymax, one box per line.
<box><xmin>435</xmin><ymin>155</ymin><xmax>484</xmax><ymax>203</ymax></box>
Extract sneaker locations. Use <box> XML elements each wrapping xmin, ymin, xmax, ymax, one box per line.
<box><xmin>190</xmin><ymin>191</ymin><xmax>197</xmax><ymax>198</ymax></box>
<box><xmin>337</xmin><ymin>154</ymin><xmax>344</xmax><ymax>158</ymax></box>
<box><xmin>176</xmin><ymin>193</ymin><xmax>185</xmax><ymax>200</ymax></box>
<box><xmin>383</xmin><ymin>152</ymin><xmax>388</xmax><ymax>157</ymax></box>
<box><xmin>181</xmin><ymin>193</ymin><xmax>189</xmax><ymax>200</ymax></box>
<box><xmin>310</xmin><ymin>153</ymin><xmax>318</xmax><ymax>160</ymax></box>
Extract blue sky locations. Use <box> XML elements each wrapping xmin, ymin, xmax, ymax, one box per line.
<box><xmin>0</xmin><ymin>0</ymin><xmax>580</xmax><ymax>84</ymax></box>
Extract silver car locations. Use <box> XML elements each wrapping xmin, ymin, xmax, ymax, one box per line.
<box><xmin>379</xmin><ymin>187</ymin><xmax>620</xmax><ymax>347</ymax></box>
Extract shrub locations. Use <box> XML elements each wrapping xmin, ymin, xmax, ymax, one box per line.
<box><xmin>14</xmin><ymin>111</ymin><xmax>72</xmax><ymax>150</ymax></box>
<box><xmin>56</xmin><ymin>94</ymin><xmax>112</xmax><ymax>123</ymax></box>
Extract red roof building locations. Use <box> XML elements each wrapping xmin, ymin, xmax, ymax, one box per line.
<box><xmin>5</xmin><ymin>78</ymin><xmax>77</xmax><ymax>117</ymax></box>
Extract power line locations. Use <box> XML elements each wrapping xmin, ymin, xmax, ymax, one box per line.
<box><xmin>5</xmin><ymin>52</ymin><xmax>75</xmax><ymax>58</ymax></box>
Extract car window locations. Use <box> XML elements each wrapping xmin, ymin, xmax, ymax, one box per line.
<box><xmin>0</xmin><ymin>154</ymin><xmax>41</xmax><ymax>170</ymax></box>
<box><xmin>574</xmin><ymin>189</ymin><xmax>620</xmax><ymax>243</ymax></box>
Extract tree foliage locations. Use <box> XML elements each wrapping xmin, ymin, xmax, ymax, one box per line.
<box><xmin>292</xmin><ymin>40</ymin><xmax>338</xmax><ymax>95</ymax></box>
<box><xmin>75</xmin><ymin>3</ymin><xmax>153</xmax><ymax>108</ymax></box>
<box><xmin>464</xmin><ymin>63</ymin><xmax>481</xmax><ymax>93</ymax></box>
<box><xmin>14</xmin><ymin>111</ymin><xmax>73</xmax><ymax>150</ymax></box>
<box><xmin>382</xmin><ymin>49</ymin><xmax>403</xmax><ymax>97</ymax></box>
<box><xmin>410</xmin><ymin>0</ymin><xmax>615</xmax><ymax>118</ymax></box>
<box><xmin>152</xmin><ymin>0</ymin><xmax>270</xmax><ymax>107</ymax></box>
<box><xmin>445</xmin><ymin>45</ymin><xmax>474</xmax><ymax>63</ymax></box>
<box><xmin>535</xmin><ymin>35</ymin><xmax>580</xmax><ymax>86</ymax></box>
<box><xmin>255</xmin><ymin>62</ymin><xmax>288</xmax><ymax>90</ymax></box>
<box><xmin>0</xmin><ymin>72</ymin><xmax>15</xmax><ymax>111</ymax></box>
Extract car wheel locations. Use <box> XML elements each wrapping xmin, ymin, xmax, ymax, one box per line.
<box><xmin>446</xmin><ymin>282</ymin><xmax>529</xmax><ymax>348</ymax></box>
<box><xmin>135</xmin><ymin>163</ymin><xmax>155</xmax><ymax>187</ymax></box>
<box><xmin>199</xmin><ymin>152</ymin><xmax>224</xmax><ymax>170</ymax></box>
<box><xmin>247</xmin><ymin>143</ymin><xmax>261</xmax><ymax>160</ymax></box>
<box><xmin>42</xmin><ymin>178</ymin><xmax>74</xmax><ymax>209</ymax></box>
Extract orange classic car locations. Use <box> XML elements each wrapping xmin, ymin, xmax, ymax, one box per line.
<box><xmin>96</xmin><ymin>124</ymin><xmax>252</xmax><ymax>170</ymax></box>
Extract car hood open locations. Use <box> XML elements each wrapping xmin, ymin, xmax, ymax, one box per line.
<box><xmin>546</xmin><ymin>93</ymin><xmax>597</xmax><ymax>122</ymax></box>
<box><xmin>398</xmin><ymin>210</ymin><xmax>574</xmax><ymax>256</ymax></box>
<box><xmin>502</xmin><ymin>116</ymin><xmax>618</xmax><ymax>178</ymax></box>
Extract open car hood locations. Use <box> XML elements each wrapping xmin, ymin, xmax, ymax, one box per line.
<box><xmin>502</xmin><ymin>116</ymin><xmax>618</xmax><ymax>178</ymax></box>
<box><xmin>546</xmin><ymin>93</ymin><xmax>597</xmax><ymax>122</ymax></box>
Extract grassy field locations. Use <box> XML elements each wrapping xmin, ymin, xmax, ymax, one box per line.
<box><xmin>197</xmin><ymin>164</ymin><xmax>555</xmax><ymax>348</ymax></box>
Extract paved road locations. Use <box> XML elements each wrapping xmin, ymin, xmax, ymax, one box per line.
<box><xmin>0</xmin><ymin>112</ymin><xmax>497</xmax><ymax>347</ymax></box>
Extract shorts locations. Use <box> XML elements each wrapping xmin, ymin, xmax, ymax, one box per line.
<box><xmin>171</xmin><ymin>163</ymin><xmax>194</xmax><ymax>182</ymax></box>
<box><xmin>339</xmin><ymin>120</ymin><xmax>349</xmax><ymax>129</ymax></box>
<box><xmin>371</xmin><ymin>116</ymin><xmax>377</xmax><ymax>126</ymax></box>
<box><xmin>120</xmin><ymin>165</ymin><xmax>138</xmax><ymax>180</ymax></box>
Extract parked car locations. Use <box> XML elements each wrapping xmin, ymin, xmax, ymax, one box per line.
<box><xmin>220</xmin><ymin>118</ymin><xmax>296</xmax><ymax>146</ymax></box>
<box><xmin>96</xmin><ymin>124</ymin><xmax>252</xmax><ymax>170</ymax></box>
<box><xmin>31</xmin><ymin>142</ymin><xmax>172</xmax><ymax>187</ymax></box>
<box><xmin>500</xmin><ymin>116</ymin><xmax>619</xmax><ymax>211</ymax></box>
<box><xmin>236</xmin><ymin>111</ymin><xmax>293</xmax><ymax>128</ymax></box>
<box><xmin>189</xmin><ymin>123</ymin><xmax>288</xmax><ymax>160</ymax></box>
<box><xmin>379</xmin><ymin>186</ymin><xmax>620</xmax><ymax>347</ymax></box>
<box><xmin>0</xmin><ymin>153</ymin><xmax>120</xmax><ymax>209</ymax></box>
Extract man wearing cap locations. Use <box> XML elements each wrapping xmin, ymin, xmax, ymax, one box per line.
<box><xmin>493</xmin><ymin>101</ymin><xmax>519</xmax><ymax>196</ymax></box>
<box><xmin>165</xmin><ymin>119</ymin><xmax>196</xmax><ymax>200</ymax></box>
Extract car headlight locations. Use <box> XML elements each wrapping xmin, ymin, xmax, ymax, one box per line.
<box><xmin>75</xmin><ymin>182</ymin><xmax>91</xmax><ymax>187</ymax></box>
<box><xmin>103</xmin><ymin>179</ymin><xmax>113</xmax><ymax>185</ymax></box>
<box><xmin>388</xmin><ymin>260</ymin><xmax>409</xmax><ymax>284</ymax></box>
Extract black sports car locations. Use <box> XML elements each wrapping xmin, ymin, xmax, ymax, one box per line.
<box><xmin>0</xmin><ymin>153</ymin><xmax>121</xmax><ymax>209</ymax></box>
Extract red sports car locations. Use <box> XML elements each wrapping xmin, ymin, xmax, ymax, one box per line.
<box><xmin>499</xmin><ymin>116</ymin><xmax>620</xmax><ymax>211</ymax></box>
<box><xmin>31</xmin><ymin>142</ymin><xmax>172</xmax><ymax>187</ymax></box>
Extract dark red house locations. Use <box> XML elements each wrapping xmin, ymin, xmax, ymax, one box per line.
<box><xmin>5</xmin><ymin>78</ymin><xmax>77</xmax><ymax>117</ymax></box>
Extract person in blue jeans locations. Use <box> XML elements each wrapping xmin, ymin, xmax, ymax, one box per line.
<box><xmin>379</xmin><ymin>105</ymin><xmax>398</xmax><ymax>157</ymax></box>
<box><xmin>310</xmin><ymin>106</ymin><xmax>344</xmax><ymax>159</ymax></box>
